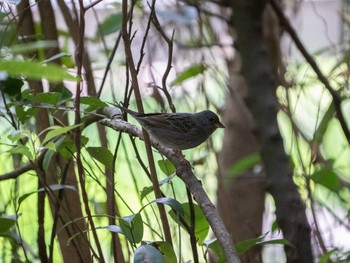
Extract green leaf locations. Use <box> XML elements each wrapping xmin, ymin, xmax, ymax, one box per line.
<box><xmin>312</xmin><ymin>103</ymin><xmax>335</xmax><ymax>144</ymax></box>
<box><xmin>0</xmin><ymin>216</ymin><xmax>17</xmax><ymax>233</ymax></box>
<box><xmin>310</xmin><ymin>168</ymin><xmax>341</xmax><ymax>192</ymax></box>
<box><xmin>86</xmin><ymin>146</ymin><xmax>114</xmax><ymax>169</ymax></box>
<box><xmin>80</xmin><ymin>96</ymin><xmax>108</xmax><ymax>112</ymax></box>
<box><xmin>56</xmin><ymin>136</ymin><xmax>88</xmax><ymax>159</ymax></box>
<box><xmin>153</xmin><ymin>197</ymin><xmax>184</xmax><ymax>216</ymax></box>
<box><xmin>134</xmin><ymin>245</ymin><xmax>165</xmax><ymax>263</ymax></box>
<box><xmin>27</xmin><ymin>92</ymin><xmax>62</xmax><ymax>105</ymax></box>
<box><xmin>235</xmin><ymin>236</ymin><xmax>265</xmax><ymax>255</ymax></box>
<box><xmin>234</xmin><ymin>232</ymin><xmax>292</xmax><ymax>255</ymax></box>
<box><xmin>52</xmin><ymin>86</ymin><xmax>73</xmax><ymax>102</ymax></box>
<box><xmin>157</xmin><ymin>159</ymin><xmax>176</xmax><ymax>176</ymax></box>
<box><xmin>151</xmin><ymin>241</ymin><xmax>177</xmax><ymax>263</ymax></box>
<box><xmin>318</xmin><ymin>249</ymin><xmax>338</xmax><ymax>263</ymax></box>
<box><xmin>140</xmin><ymin>174</ymin><xmax>175</xmax><ymax>200</ymax></box>
<box><xmin>169</xmin><ymin>203</ymin><xmax>209</xmax><ymax>244</ymax></box>
<box><xmin>228</xmin><ymin>153</ymin><xmax>261</xmax><ymax>178</ymax></box>
<box><xmin>8</xmin><ymin>145</ymin><xmax>33</xmax><ymax>160</ymax></box>
<box><xmin>204</xmin><ymin>239</ymin><xmax>225</xmax><ymax>263</ymax></box>
<box><xmin>9</xmin><ymin>40</ymin><xmax>58</xmax><ymax>55</ymax></box>
<box><xmin>119</xmin><ymin>213</ymin><xmax>143</xmax><ymax>244</ymax></box>
<box><xmin>8</xmin><ymin>130</ymin><xmax>30</xmax><ymax>142</ymax></box>
<box><xmin>0</xmin><ymin>60</ymin><xmax>76</xmax><ymax>82</ymax></box>
<box><xmin>44</xmin><ymin>141</ymin><xmax>56</xmax><ymax>152</ymax></box>
<box><xmin>98</xmin><ymin>13</ymin><xmax>123</xmax><ymax>36</ymax></box>
<box><xmin>1</xmin><ymin>77</ymin><xmax>24</xmax><ymax>97</ymax></box>
<box><xmin>15</xmin><ymin>105</ymin><xmax>38</xmax><ymax>124</ymax></box>
<box><xmin>42</xmin><ymin>148</ymin><xmax>55</xmax><ymax>171</ymax></box>
<box><xmin>42</xmin><ymin>124</ymin><xmax>82</xmax><ymax>145</ymax></box>
<box><xmin>140</xmin><ymin>186</ymin><xmax>154</xmax><ymax>200</ymax></box>
<box><xmin>171</xmin><ymin>64</ymin><xmax>208</xmax><ymax>86</ymax></box>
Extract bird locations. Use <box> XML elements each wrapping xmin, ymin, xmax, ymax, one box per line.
<box><xmin>116</xmin><ymin>105</ymin><xmax>225</xmax><ymax>150</ymax></box>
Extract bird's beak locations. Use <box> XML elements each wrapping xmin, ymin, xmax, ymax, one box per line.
<box><xmin>215</xmin><ymin>122</ymin><xmax>225</xmax><ymax>128</ymax></box>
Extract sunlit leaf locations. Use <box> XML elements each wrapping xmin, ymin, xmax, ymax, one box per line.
<box><xmin>9</xmin><ymin>41</ymin><xmax>58</xmax><ymax>54</ymax></box>
<box><xmin>157</xmin><ymin>159</ymin><xmax>176</xmax><ymax>176</ymax></box>
<box><xmin>42</xmin><ymin>124</ymin><xmax>82</xmax><ymax>145</ymax></box>
<box><xmin>0</xmin><ymin>60</ymin><xmax>76</xmax><ymax>82</ymax></box>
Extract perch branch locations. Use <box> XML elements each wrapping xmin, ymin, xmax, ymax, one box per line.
<box><xmin>101</xmin><ymin>106</ymin><xmax>240</xmax><ymax>263</ymax></box>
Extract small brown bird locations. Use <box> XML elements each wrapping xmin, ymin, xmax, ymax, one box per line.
<box><xmin>117</xmin><ymin>106</ymin><xmax>225</xmax><ymax>150</ymax></box>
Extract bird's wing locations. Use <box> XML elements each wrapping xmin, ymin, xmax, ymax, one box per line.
<box><xmin>140</xmin><ymin>113</ymin><xmax>194</xmax><ymax>134</ymax></box>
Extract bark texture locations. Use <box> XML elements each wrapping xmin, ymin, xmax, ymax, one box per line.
<box><xmin>228</xmin><ymin>1</ymin><xmax>313</xmax><ymax>261</ymax></box>
<box><xmin>218</xmin><ymin>55</ymin><xmax>265</xmax><ymax>263</ymax></box>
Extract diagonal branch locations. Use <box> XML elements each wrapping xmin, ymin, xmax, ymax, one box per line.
<box><xmin>101</xmin><ymin>106</ymin><xmax>240</xmax><ymax>263</ymax></box>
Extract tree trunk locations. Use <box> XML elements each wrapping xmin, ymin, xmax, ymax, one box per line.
<box><xmin>218</xmin><ymin>54</ymin><xmax>266</xmax><ymax>263</ymax></box>
<box><xmin>228</xmin><ymin>0</ymin><xmax>313</xmax><ymax>261</ymax></box>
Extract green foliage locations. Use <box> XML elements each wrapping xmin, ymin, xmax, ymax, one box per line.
<box><xmin>42</xmin><ymin>124</ymin><xmax>82</xmax><ymax>145</ymax></box>
<box><xmin>0</xmin><ymin>60</ymin><xmax>76</xmax><ymax>82</ymax></box>
<box><xmin>119</xmin><ymin>213</ymin><xmax>144</xmax><ymax>244</ymax></box>
<box><xmin>169</xmin><ymin>203</ymin><xmax>209</xmax><ymax>244</ymax></box>
<box><xmin>87</xmin><ymin>146</ymin><xmax>114</xmax><ymax>169</ymax></box>
<box><xmin>0</xmin><ymin>215</ymin><xmax>17</xmax><ymax>234</ymax></box>
<box><xmin>310</xmin><ymin>167</ymin><xmax>341</xmax><ymax>192</ymax></box>
<box><xmin>97</xmin><ymin>13</ymin><xmax>123</xmax><ymax>37</ymax></box>
<box><xmin>1</xmin><ymin>1</ymin><xmax>350</xmax><ymax>262</ymax></box>
<box><xmin>228</xmin><ymin>153</ymin><xmax>261</xmax><ymax>179</ymax></box>
<box><xmin>171</xmin><ymin>64</ymin><xmax>208</xmax><ymax>86</ymax></box>
<box><xmin>134</xmin><ymin>244</ymin><xmax>165</xmax><ymax>263</ymax></box>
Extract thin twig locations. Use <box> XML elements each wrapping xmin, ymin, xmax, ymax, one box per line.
<box><xmin>75</xmin><ymin>1</ymin><xmax>105</xmax><ymax>261</ymax></box>
<box><xmin>269</xmin><ymin>0</ymin><xmax>350</xmax><ymax>144</ymax></box>
<box><xmin>101</xmin><ymin>106</ymin><xmax>240</xmax><ymax>263</ymax></box>
<box><xmin>121</xmin><ymin>0</ymin><xmax>173</xmax><ymax>246</ymax></box>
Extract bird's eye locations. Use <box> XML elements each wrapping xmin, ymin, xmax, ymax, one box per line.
<box><xmin>209</xmin><ymin>117</ymin><xmax>215</xmax><ymax>122</ymax></box>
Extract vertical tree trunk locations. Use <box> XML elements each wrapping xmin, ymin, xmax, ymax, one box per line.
<box><xmin>228</xmin><ymin>0</ymin><xmax>313</xmax><ymax>261</ymax></box>
<box><xmin>218</xmin><ymin>54</ymin><xmax>265</xmax><ymax>263</ymax></box>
